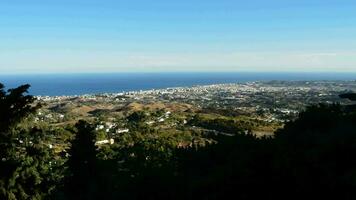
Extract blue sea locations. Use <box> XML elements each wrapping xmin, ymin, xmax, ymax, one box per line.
<box><xmin>1</xmin><ymin>72</ymin><xmax>355</xmax><ymax>96</ymax></box>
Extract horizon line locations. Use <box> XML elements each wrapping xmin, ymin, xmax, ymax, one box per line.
<box><xmin>2</xmin><ymin>70</ymin><xmax>356</xmax><ymax>76</ymax></box>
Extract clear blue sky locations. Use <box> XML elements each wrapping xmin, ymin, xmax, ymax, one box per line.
<box><xmin>1</xmin><ymin>0</ymin><xmax>356</xmax><ymax>73</ymax></box>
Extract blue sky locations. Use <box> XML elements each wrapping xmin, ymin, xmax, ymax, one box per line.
<box><xmin>1</xmin><ymin>0</ymin><xmax>356</xmax><ymax>73</ymax></box>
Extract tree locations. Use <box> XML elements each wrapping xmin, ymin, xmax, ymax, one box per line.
<box><xmin>173</xmin><ymin>103</ymin><xmax>356</xmax><ymax>200</ymax></box>
<box><xmin>271</xmin><ymin>103</ymin><xmax>356</xmax><ymax>199</ymax></box>
<box><xmin>127</xmin><ymin>111</ymin><xmax>147</xmax><ymax>124</ymax></box>
<box><xmin>339</xmin><ymin>93</ymin><xmax>356</xmax><ymax>101</ymax></box>
<box><xmin>65</xmin><ymin>120</ymin><xmax>98</xmax><ymax>200</ymax></box>
<box><xmin>0</xmin><ymin>83</ymin><xmax>56</xmax><ymax>199</ymax></box>
<box><xmin>0</xmin><ymin>83</ymin><xmax>38</xmax><ymax>132</ymax></box>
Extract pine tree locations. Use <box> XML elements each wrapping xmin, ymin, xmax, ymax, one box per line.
<box><xmin>65</xmin><ymin>120</ymin><xmax>98</xmax><ymax>200</ymax></box>
<box><xmin>0</xmin><ymin>83</ymin><xmax>60</xmax><ymax>199</ymax></box>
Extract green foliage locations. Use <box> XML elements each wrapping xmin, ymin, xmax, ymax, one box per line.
<box><xmin>96</xmin><ymin>130</ymin><xmax>107</xmax><ymax>141</ymax></box>
<box><xmin>339</xmin><ymin>93</ymin><xmax>356</xmax><ymax>101</ymax></box>
<box><xmin>189</xmin><ymin>114</ymin><xmax>250</xmax><ymax>134</ymax></box>
<box><xmin>0</xmin><ymin>83</ymin><xmax>39</xmax><ymax>132</ymax></box>
<box><xmin>0</xmin><ymin>83</ymin><xmax>63</xmax><ymax>200</ymax></box>
<box><xmin>172</xmin><ymin>104</ymin><xmax>356</xmax><ymax>199</ymax></box>
<box><xmin>127</xmin><ymin>111</ymin><xmax>147</xmax><ymax>124</ymax></box>
<box><xmin>65</xmin><ymin>120</ymin><xmax>98</xmax><ymax>200</ymax></box>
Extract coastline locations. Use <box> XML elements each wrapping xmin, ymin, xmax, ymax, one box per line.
<box><xmin>1</xmin><ymin>72</ymin><xmax>356</xmax><ymax>96</ymax></box>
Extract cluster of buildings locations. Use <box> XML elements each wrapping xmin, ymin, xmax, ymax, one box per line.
<box><xmin>37</xmin><ymin>81</ymin><xmax>356</xmax><ymax>123</ymax></box>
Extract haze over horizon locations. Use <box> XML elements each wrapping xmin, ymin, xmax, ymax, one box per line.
<box><xmin>1</xmin><ymin>0</ymin><xmax>356</xmax><ymax>73</ymax></box>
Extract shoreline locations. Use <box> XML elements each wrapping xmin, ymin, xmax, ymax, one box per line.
<box><xmin>35</xmin><ymin>79</ymin><xmax>356</xmax><ymax>99</ymax></box>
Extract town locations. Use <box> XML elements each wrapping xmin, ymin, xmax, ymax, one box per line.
<box><xmin>33</xmin><ymin>80</ymin><xmax>356</xmax><ymax>148</ymax></box>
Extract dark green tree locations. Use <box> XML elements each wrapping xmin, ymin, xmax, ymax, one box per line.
<box><xmin>0</xmin><ymin>83</ymin><xmax>38</xmax><ymax>132</ymax></box>
<box><xmin>339</xmin><ymin>93</ymin><xmax>356</xmax><ymax>101</ymax></box>
<box><xmin>0</xmin><ymin>83</ymin><xmax>56</xmax><ymax>199</ymax></box>
<box><xmin>65</xmin><ymin>120</ymin><xmax>98</xmax><ymax>200</ymax></box>
<box><xmin>127</xmin><ymin>111</ymin><xmax>147</xmax><ymax>124</ymax></box>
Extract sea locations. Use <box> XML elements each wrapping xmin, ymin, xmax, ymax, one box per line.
<box><xmin>0</xmin><ymin>72</ymin><xmax>355</xmax><ymax>96</ymax></box>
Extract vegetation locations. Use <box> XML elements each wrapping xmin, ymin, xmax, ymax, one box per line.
<box><xmin>0</xmin><ymin>84</ymin><xmax>62</xmax><ymax>199</ymax></box>
<box><xmin>1</xmin><ymin>83</ymin><xmax>356</xmax><ymax>199</ymax></box>
<box><xmin>64</xmin><ymin>121</ymin><xmax>98</xmax><ymax>200</ymax></box>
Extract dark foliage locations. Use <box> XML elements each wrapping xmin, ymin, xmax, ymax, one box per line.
<box><xmin>90</xmin><ymin>103</ymin><xmax>356</xmax><ymax>200</ymax></box>
<box><xmin>0</xmin><ymin>83</ymin><xmax>38</xmax><ymax>132</ymax></box>
<box><xmin>339</xmin><ymin>93</ymin><xmax>356</xmax><ymax>101</ymax></box>
<box><xmin>173</xmin><ymin>104</ymin><xmax>356</xmax><ymax>199</ymax></box>
<box><xmin>64</xmin><ymin>120</ymin><xmax>98</xmax><ymax>200</ymax></box>
<box><xmin>127</xmin><ymin>111</ymin><xmax>147</xmax><ymax>124</ymax></box>
<box><xmin>0</xmin><ymin>84</ymin><xmax>63</xmax><ymax>200</ymax></box>
<box><xmin>189</xmin><ymin>115</ymin><xmax>249</xmax><ymax>134</ymax></box>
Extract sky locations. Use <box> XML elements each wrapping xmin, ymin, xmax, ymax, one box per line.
<box><xmin>1</xmin><ymin>0</ymin><xmax>356</xmax><ymax>74</ymax></box>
